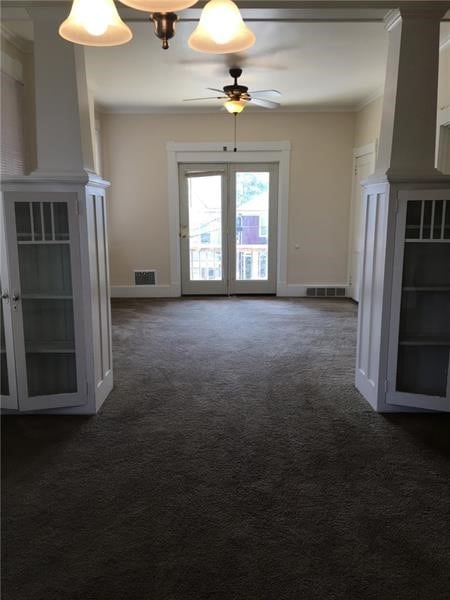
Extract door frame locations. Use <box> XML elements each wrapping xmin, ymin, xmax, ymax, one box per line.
<box><xmin>348</xmin><ymin>141</ymin><xmax>377</xmax><ymax>301</ymax></box>
<box><xmin>167</xmin><ymin>141</ymin><xmax>290</xmax><ymax>296</ymax></box>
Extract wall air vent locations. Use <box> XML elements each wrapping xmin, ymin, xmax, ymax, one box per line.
<box><xmin>134</xmin><ymin>270</ymin><xmax>156</xmax><ymax>286</ymax></box>
<box><xmin>306</xmin><ymin>287</ymin><xmax>346</xmax><ymax>298</ymax></box>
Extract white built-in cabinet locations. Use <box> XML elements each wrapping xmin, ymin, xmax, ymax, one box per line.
<box><xmin>356</xmin><ymin>184</ymin><xmax>450</xmax><ymax>412</ymax></box>
<box><xmin>0</xmin><ymin>177</ymin><xmax>113</xmax><ymax>414</ymax></box>
<box><xmin>387</xmin><ymin>191</ymin><xmax>450</xmax><ymax>411</ymax></box>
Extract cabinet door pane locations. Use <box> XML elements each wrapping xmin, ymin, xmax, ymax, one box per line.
<box><xmin>0</xmin><ymin>298</ymin><xmax>9</xmax><ymax>396</ymax></box>
<box><xmin>15</xmin><ymin>201</ymin><xmax>77</xmax><ymax>397</ymax></box>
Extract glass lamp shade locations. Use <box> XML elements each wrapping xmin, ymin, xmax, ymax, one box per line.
<box><xmin>59</xmin><ymin>0</ymin><xmax>132</xmax><ymax>47</ymax></box>
<box><xmin>224</xmin><ymin>99</ymin><xmax>246</xmax><ymax>114</ymax></box>
<box><xmin>188</xmin><ymin>0</ymin><xmax>255</xmax><ymax>54</ymax></box>
<box><xmin>119</xmin><ymin>0</ymin><xmax>198</xmax><ymax>11</ymax></box>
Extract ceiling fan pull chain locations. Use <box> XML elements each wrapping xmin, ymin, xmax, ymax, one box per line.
<box><xmin>234</xmin><ymin>113</ymin><xmax>237</xmax><ymax>152</ymax></box>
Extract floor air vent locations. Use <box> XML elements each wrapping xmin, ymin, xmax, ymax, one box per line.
<box><xmin>134</xmin><ymin>270</ymin><xmax>156</xmax><ymax>285</ymax></box>
<box><xmin>306</xmin><ymin>287</ymin><xmax>346</xmax><ymax>298</ymax></box>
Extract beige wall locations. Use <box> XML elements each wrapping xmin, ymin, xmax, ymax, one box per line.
<box><xmin>101</xmin><ymin>111</ymin><xmax>355</xmax><ymax>288</ymax></box>
<box><xmin>353</xmin><ymin>96</ymin><xmax>383</xmax><ymax>150</ymax></box>
<box><xmin>352</xmin><ymin>40</ymin><xmax>450</xmax><ymax>156</ymax></box>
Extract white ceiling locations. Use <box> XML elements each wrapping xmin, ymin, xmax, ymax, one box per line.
<box><xmin>85</xmin><ymin>21</ymin><xmax>389</xmax><ymax>112</ymax></box>
<box><xmin>2</xmin><ymin>5</ymin><xmax>450</xmax><ymax>113</ymax></box>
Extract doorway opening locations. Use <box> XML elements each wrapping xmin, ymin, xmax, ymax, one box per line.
<box><xmin>179</xmin><ymin>162</ymin><xmax>278</xmax><ymax>295</ymax></box>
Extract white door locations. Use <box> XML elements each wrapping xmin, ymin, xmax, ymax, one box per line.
<box><xmin>349</xmin><ymin>150</ymin><xmax>375</xmax><ymax>302</ymax></box>
<box><xmin>179</xmin><ymin>165</ymin><xmax>228</xmax><ymax>295</ymax></box>
<box><xmin>0</xmin><ymin>201</ymin><xmax>18</xmax><ymax>410</ymax></box>
<box><xmin>4</xmin><ymin>193</ymin><xmax>87</xmax><ymax>411</ymax></box>
<box><xmin>179</xmin><ymin>163</ymin><xmax>278</xmax><ymax>295</ymax></box>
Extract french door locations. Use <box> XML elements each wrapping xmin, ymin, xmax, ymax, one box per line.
<box><xmin>179</xmin><ymin>163</ymin><xmax>278</xmax><ymax>295</ymax></box>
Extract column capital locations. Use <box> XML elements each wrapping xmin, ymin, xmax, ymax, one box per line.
<box><xmin>384</xmin><ymin>9</ymin><xmax>401</xmax><ymax>31</ymax></box>
<box><xmin>384</xmin><ymin>4</ymin><xmax>448</xmax><ymax>31</ymax></box>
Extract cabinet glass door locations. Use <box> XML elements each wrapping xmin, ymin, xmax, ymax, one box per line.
<box><xmin>0</xmin><ymin>207</ymin><xmax>18</xmax><ymax>410</ymax></box>
<box><xmin>388</xmin><ymin>195</ymin><xmax>450</xmax><ymax>411</ymax></box>
<box><xmin>5</xmin><ymin>195</ymin><xmax>86</xmax><ymax>411</ymax></box>
<box><xmin>0</xmin><ymin>280</ymin><xmax>17</xmax><ymax>410</ymax></box>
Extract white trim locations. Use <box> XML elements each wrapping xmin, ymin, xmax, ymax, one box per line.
<box><xmin>438</xmin><ymin>106</ymin><xmax>450</xmax><ymax>128</ymax></box>
<box><xmin>167</xmin><ymin>141</ymin><xmax>291</xmax><ymax>152</ymax></box>
<box><xmin>277</xmin><ymin>284</ymin><xmax>349</xmax><ymax>297</ymax></box>
<box><xmin>436</xmin><ymin>110</ymin><xmax>450</xmax><ymax>174</ymax></box>
<box><xmin>353</xmin><ymin>141</ymin><xmax>377</xmax><ymax>159</ymax></box>
<box><xmin>440</xmin><ymin>34</ymin><xmax>450</xmax><ymax>51</ymax></box>
<box><xmin>0</xmin><ymin>24</ymin><xmax>33</xmax><ymax>54</ymax></box>
<box><xmin>0</xmin><ymin>50</ymin><xmax>23</xmax><ymax>82</ymax></box>
<box><xmin>111</xmin><ymin>283</ymin><xmax>350</xmax><ymax>298</ymax></box>
<box><xmin>355</xmin><ymin>87</ymin><xmax>384</xmax><ymax>112</ymax></box>
<box><xmin>384</xmin><ymin>9</ymin><xmax>401</xmax><ymax>32</ymax></box>
<box><xmin>348</xmin><ymin>142</ymin><xmax>377</xmax><ymax>301</ymax></box>
<box><xmin>167</xmin><ymin>141</ymin><xmax>291</xmax><ymax>297</ymax></box>
<box><xmin>111</xmin><ymin>285</ymin><xmax>180</xmax><ymax>298</ymax></box>
<box><xmin>99</xmin><ymin>105</ymin><xmax>357</xmax><ymax>115</ymax></box>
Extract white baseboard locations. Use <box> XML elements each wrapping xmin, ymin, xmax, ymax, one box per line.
<box><xmin>277</xmin><ymin>284</ymin><xmax>349</xmax><ymax>297</ymax></box>
<box><xmin>111</xmin><ymin>284</ymin><xmax>348</xmax><ymax>299</ymax></box>
<box><xmin>110</xmin><ymin>284</ymin><xmax>180</xmax><ymax>298</ymax></box>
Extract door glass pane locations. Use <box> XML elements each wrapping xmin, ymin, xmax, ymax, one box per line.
<box><xmin>15</xmin><ymin>201</ymin><xmax>77</xmax><ymax>397</ymax></box>
<box><xmin>235</xmin><ymin>172</ymin><xmax>270</xmax><ymax>281</ymax></box>
<box><xmin>1</xmin><ymin>294</ymin><xmax>9</xmax><ymax>396</ymax></box>
<box><xmin>187</xmin><ymin>175</ymin><xmax>222</xmax><ymax>281</ymax></box>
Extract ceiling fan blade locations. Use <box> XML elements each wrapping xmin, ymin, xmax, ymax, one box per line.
<box><xmin>249</xmin><ymin>89</ymin><xmax>282</xmax><ymax>97</ymax></box>
<box><xmin>182</xmin><ymin>96</ymin><xmax>225</xmax><ymax>102</ymax></box>
<box><xmin>207</xmin><ymin>87</ymin><xmax>225</xmax><ymax>93</ymax></box>
<box><xmin>249</xmin><ymin>97</ymin><xmax>280</xmax><ymax>109</ymax></box>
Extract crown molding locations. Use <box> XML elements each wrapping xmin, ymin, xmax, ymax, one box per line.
<box><xmin>0</xmin><ymin>1</ymin><xmax>449</xmax><ymax>21</ymax></box>
<box><xmin>98</xmin><ymin>103</ymin><xmax>359</xmax><ymax>115</ymax></box>
<box><xmin>355</xmin><ymin>86</ymin><xmax>385</xmax><ymax>111</ymax></box>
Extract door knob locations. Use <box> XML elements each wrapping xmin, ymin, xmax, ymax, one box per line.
<box><xmin>1</xmin><ymin>291</ymin><xmax>8</xmax><ymax>300</ymax></box>
<box><xmin>11</xmin><ymin>292</ymin><xmax>19</xmax><ymax>302</ymax></box>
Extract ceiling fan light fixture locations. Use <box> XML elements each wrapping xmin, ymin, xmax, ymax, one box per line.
<box><xmin>224</xmin><ymin>99</ymin><xmax>246</xmax><ymax>114</ymax></box>
<box><xmin>59</xmin><ymin>0</ymin><xmax>132</xmax><ymax>46</ymax></box>
<box><xmin>119</xmin><ymin>0</ymin><xmax>198</xmax><ymax>12</ymax></box>
<box><xmin>188</xmin><ymin>0</ymin><xmax>255</xmax><ymax>54</ymax></box>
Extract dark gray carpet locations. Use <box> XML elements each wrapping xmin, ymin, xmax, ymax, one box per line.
<box><xmin>2</xmin><ymin>297</ymin><xmax>450</xmax><ymax>600</ymax></box>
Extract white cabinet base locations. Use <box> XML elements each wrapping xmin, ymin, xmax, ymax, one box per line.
<box><xmin>1</xmin><ymin>173</ymin><xmax>113</xmax><ymax>415</ymax></box>
<box><xmin>356</xmin><ymin>179</ymin><xmax>450</xmax><ymax>413</ymax></box>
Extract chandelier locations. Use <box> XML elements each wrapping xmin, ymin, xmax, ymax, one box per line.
<box><xmin>59</xmin><ymin>0</ymin><xmax>256</xmax><ymax>52</ymax></box>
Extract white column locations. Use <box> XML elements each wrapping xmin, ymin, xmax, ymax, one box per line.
<box><xmin>357</xmin><ymin>6</ymin><xmax>450</xmax><ymax>412</ymax></box>
<box><xmin>27</xmin><ymin>7</ymin><xmax>95</xmax><ymax>178</ymax></box>
<box><xmin>374</xmin><ymin>7</ymin><xmax>447</xmax><ymax>180</ymax></box>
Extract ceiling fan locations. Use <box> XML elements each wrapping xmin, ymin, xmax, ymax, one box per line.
<box><xmin>183</xmin><ymin>67</ymin><xmax>281</xmax><ymax>111</ymax></box>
